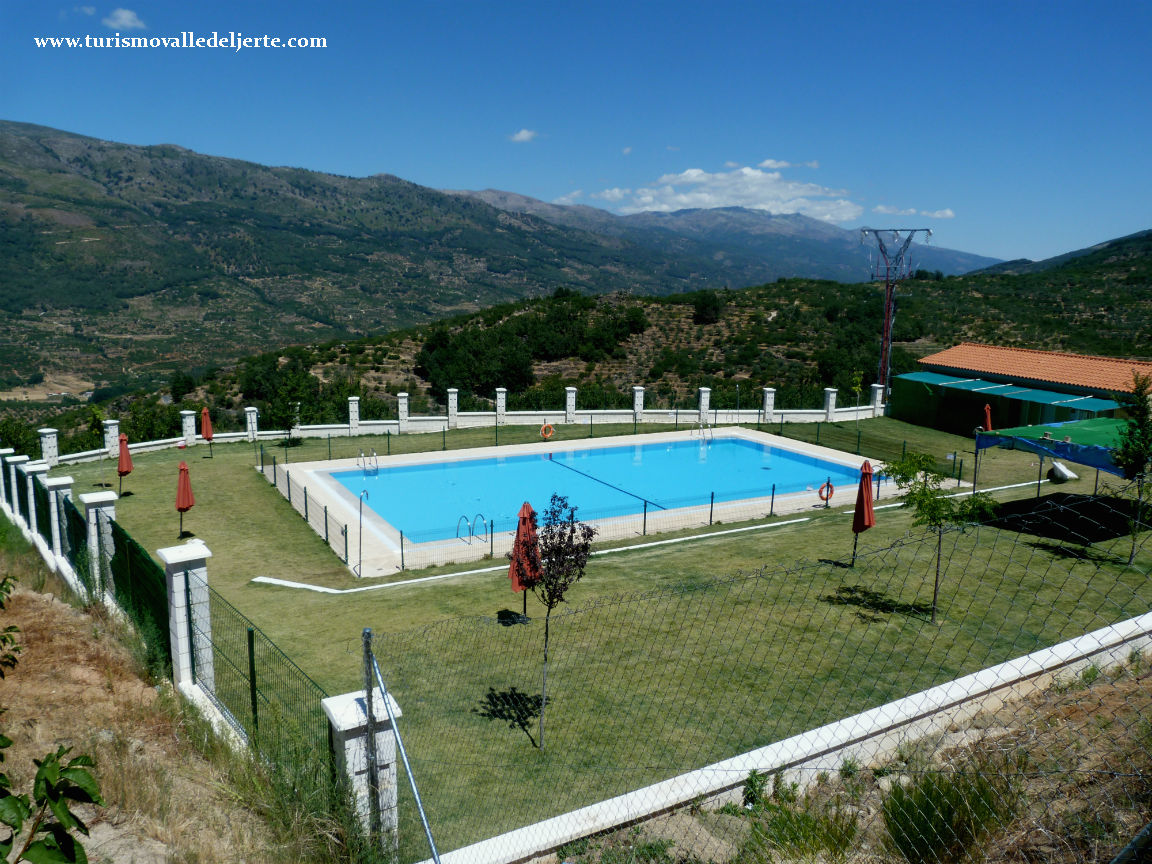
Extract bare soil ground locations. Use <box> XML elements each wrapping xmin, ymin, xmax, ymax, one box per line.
<box><xmin>0</xmin><ymin>577</ymin><xmax>279</xmax><ymax>864</ymax></box>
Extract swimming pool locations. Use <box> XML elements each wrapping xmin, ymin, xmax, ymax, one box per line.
<box><xmin>329</xmin><ymin>436</ymin><xmax>864</xmax><ymax>543</ymax></box>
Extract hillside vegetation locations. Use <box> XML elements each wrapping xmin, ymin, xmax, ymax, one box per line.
<box><xmin>8</xmin><ymin>224</ymin><xmax>1146</xmax><ymax>456</ymax></box>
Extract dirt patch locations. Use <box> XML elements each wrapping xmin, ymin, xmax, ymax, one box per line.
<box><xmin>0</xmin><ymin>372</ymin><xmax>94</xmax><ymax>402</ymax></box>
<box><xmin>0</xmin><ymin>580</ymin><xmax>278</xmax><ymax>864</ymax></box>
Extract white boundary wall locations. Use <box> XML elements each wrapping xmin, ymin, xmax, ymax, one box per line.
<box><xmin>44</xmin><ymin>385</ymin><xmax>884</xmax><ymax>465</ymax></box>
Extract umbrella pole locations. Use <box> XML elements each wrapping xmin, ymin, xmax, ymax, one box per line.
<box><xmin>179</xmin><ymin>511</ymin><xmax>183</xmax><ymax>537</ymax></box>
<box><xmin>522</xmin><ymin>590</ymin><xmax>527</xmax><ymax>617</ymax></box>
<box><xmin>119</xmin><ymin>475</ymin><xmax>123</xmax><ymax>496</ymax></box>
<box><xmin>851</xmin><ymin>533</ymin><xmax>858</xmax><ymax>567</ymax></box>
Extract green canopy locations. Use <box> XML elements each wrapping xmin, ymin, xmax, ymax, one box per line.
<box><xmin>976</xmin><ymin>417</ymin><xmax>1124</xmax><ymax>476</ymax></box>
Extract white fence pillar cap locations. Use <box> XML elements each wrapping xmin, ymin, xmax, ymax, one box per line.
<box><xmin>78</xmin><ymin>490</ymin><xmax>118</xmax><ymax>507</ymax></box>
<box><xmin>156</xmin><ymin>540</ymin><xmax>213</xmax><ymax>566</ymax></box>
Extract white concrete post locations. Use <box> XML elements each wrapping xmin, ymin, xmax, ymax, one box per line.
<box><xmin>0</xmin><ymin>449</ymin><xmax>14</xmax><ymax>517</ymax></box>
<box><xmin>823</xmin><ymin>388</ymin><xmax>838</xmax><ymax>422</ymax></box>
<box><xmin>180</xmin><ymin>410</ymin><xmax>197</xmax><ymax>447</ymax></box>
<box><xmin>38</xmin><ymin>428</ymin><xmax>59</xmax><ymax>468</ymax></box>
<box><xmin>762</xmin><ymin>388</ymin><xmax>776</xmax><ymax>423</ymax></box>
<box><xmin>43</xmin><ymin>476</ymin><xmax>74</xmax><ymax>565</ymax></box>
<box><xmin>348</xmin><ymin>396</ymin><xmax>361</xmax><ymax>436</ymax></box>
<box><xmin>446</xmin><ymin>389</ymin><xmax>459</xmax><ymax>429</ymax></box>
<box><xmin>397</xmin><ymin>393</ymin><xmax>410</xmax><ymax>433</ymax></box>
<box><xmin>157</xmin><ymin>541</ymin><xmax>213</xmax><ymax>691</ymax></box>
<box><xmin>245</xmin><ymin>406</ymin><xmax>259</xmax><ymax>442</ymax></box>
<box><xmin>565</xmin><ymin>387</ymin><xmax>577</xmax><ymax>424</ymax></box>
<box><xmin>632</xmin><ymin>386</ymin><xmax>645</xmax><ymax>423</ymax></box>
<box><xmin>323</xmin><ymin>689</ymin><xmax>402</xmax><ymax>840</ymax></box>
<box><xmin>698</xmin><ymin>387</ymin><xmax>711</xmax><ymax>424</ymax></box>
<box><xmin>79</xmin><ymin>491</ymin><xmax>117</xmax><ymax>600</ymax></box>
<box><xmin>495</xmin><ymin>388</ymin><xmax>507</xmax><ymax>426</ymax></box>
<box><xmin>871</xmin><ymin>383</ymin><xmax>885</xmax><ymax>417</ymax></box>
<box><xmin>102</xmin><ymin>419</ymin><xmax>119</xmax><ymax>458</ymax></box>
<box><xmin>6</xmin><ymin>455</ymin><xmax>29</xmax><ymax>527</ymax></box>
<box><xmin>24</xmin><ymin>462</ymin><xmax>49</xmax><ymax>540</ymax></box>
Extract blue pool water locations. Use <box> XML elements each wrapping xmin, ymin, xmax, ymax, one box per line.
<box><xmin>330</xmin><ymin>437</ymin><xmax>863</xmax><ymax>542</ymax></box>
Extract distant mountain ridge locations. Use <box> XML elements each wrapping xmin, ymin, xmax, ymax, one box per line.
<box><xmin>971</xmin><ymin>229</ymin><xmax>1152</xmax><ymax>276</ymax></box>
<box><xmin>0</xmin><ymin>118</ymin><xmax>998</xmax><ymax>396</ymax></box>
<box><xmin>449</xmin><ymin>189</ymin><xmax>999</xmax><ymax>282</ymax></box>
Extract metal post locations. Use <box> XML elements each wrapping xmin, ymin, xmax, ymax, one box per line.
<box><xmin>442</xmin><ymin>427</ymin><xmax>446</xmax><ymax>450</ymax></box>
<box><xmin>328</xmin><ymin>435</ymin><xmax>332</xmax><ymax>461</ymax></box>
<box><xmin>770</xmin><ymin>484</ymin><xmax>775</xmax><ymax>516</ymax></box>
<box><xmin>324</xmin><ymin>505</ymin><xmax>329</xmax><ymax>545</ymax></box>
<box><xmin>368</xmin><ymin>649</ymin><xmax>440</xmax><ymax>862</ymax></box>
<box><xmin>362</xmin><ymin>629</ymin><xmax>383</xmax><ymax>843</ymax></box>
<box><xmin>272</xmin><ymin>456</ymin><xmax>277</xmax><ymax>487</ymax></box>
<box><xmin>1037</xmin><ymin>455</ymin><xmax>1044</xmax><ymax>497</ymax></box>
<box><xmin>825</xmin><ymin>476</ymin><xmax>831</xmax><ymax>509</ymax></box>
<box><xmin>387</xmin><ymin>430</ymin><xmax>391</xmax><ymax>456</ymax></box>
<box><xmin>779</xmin><ymin>415</ymin><xmax>784</xmax><ymax>435</ymax></box>
<box><xmin>287</xmin><ymin>472</ymin><xmax>292</xmax><ymax>507</ymax></box>
<box><xmin>247</xmin><ymin>627</ymin><xmax>259</xmax><ymax>734</ymax></box>
<box><xmin>709</xmin><ymin>491</ymin><xmax>714</xmax><ymax>526</ymax></box>
<box><xmin>589</xmin><ymin>414</ymin><xmax>593</xmax><ymax>438</ymax></box>
<box><xmin>400</xmin><ymin>531</ymin><xmax>405</xmax><ymax>570</ymax></box>
<box><xmin>957</xmin><ymin>459</ymin><xmax>964</xmax><ymax>487</ymax></box>
<box><xmin>304</xmin><ymin>488</ymin><xmax>309</xmax><ymax>522</ymax></box>
<box><xmin>642</xmin><ymin>501</ymin><xmax>647</xmax><ymax>535</ymax></box>
<box><xmin>343</xmin><ymin>525</ymin><xmax>348</xmax><ymax>564</ymax></box>
<box><xmin>675</xmin><ymin>408</ymin><xmax>678</xmax><ymax>430</ymax></box>
<box><xmin>260</xmin><ymin>444</ymin><xmax>265</xmax><ymax>472</ymax></box>
<box><xmin>184</xmin><ymin>572</ymin><xmax>196</xmax><ymax>685</ymax></box>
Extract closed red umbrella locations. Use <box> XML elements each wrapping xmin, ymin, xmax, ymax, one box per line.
<box><xmin>508</xmin><ymin>501</ymin><xmax>541</xmax><ymax>618</ymax></box>
<box><xmin>983</xmin><ymin>403</ymin><xmax>993</xmax><ymax>433</ymax></box>
<box><xmin>176</xmin><ymin>461</ymin><xmax>195</xmax><ymax>536</ymax></box>
<box><xmin>851</xmin><ymin>460</ymin><xmax>876</xmax><ymax>567</ymax></box>
<box><xmin>200</xmin><ymin>406</ymin><xmax>214</xmax><ymax>457</ymax></box>
<box><xmin>117</xmin><ymin>433</ymin><xmax>133</xmax><ymax>496</ymax></box>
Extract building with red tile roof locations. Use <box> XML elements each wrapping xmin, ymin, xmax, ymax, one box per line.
<box><xmin>917</xmin><ymin>343</ymin><xmax>1152</xmax><ymax>397</ymax></box>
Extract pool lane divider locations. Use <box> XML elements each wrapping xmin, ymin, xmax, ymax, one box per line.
<box><xmin>250</xmin><ymin>517</ymin><xmax>813</xmax><ymax>595</ymax></box>
<box><xmin>545</xmin><ymin>451</ymin><xmax>667</xmax><ymax>511</ymax></box>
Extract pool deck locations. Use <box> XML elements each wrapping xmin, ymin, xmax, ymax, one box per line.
<box><xmin>276</xmin><ymin>427</ymin><xmax>887</xmax><ymax>578</ymax></box>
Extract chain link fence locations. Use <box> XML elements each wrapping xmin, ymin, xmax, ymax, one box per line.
<box><xmin>366</xmin><ymin>477</ymin><xmax>1152</xmax><ymax>863</ymax></box>
<box><xmin>259</xmin><ymin>456</ymin><xmax>350</xmax><ymax>564</ymax></box>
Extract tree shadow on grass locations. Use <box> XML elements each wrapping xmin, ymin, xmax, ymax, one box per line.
<box><xmin>1027</xmin><ymin>539</ymin><xmax>1123</xmax><ymax>566</ymax></box>
<box><xmin>820</xmin><ymin>585</ymin><xmax>934</xmax><ymax>623</ymax></box>
<box><xmin>991</xmin><ymin>493</ymin><xmax>1139</xmax><ymax>545</ymax></box>
<box><xmin>473</xmin><ymin>686</ymin><xmax>543</xmax><ymax>747</ymax></box>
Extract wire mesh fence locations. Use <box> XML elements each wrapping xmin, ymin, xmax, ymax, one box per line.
<box><xmin>33</xmin><ymin>477</ymin><xmax>50</xmax><ymax>540</ymax></box>
<box><xmin>188</xmin><ymin>577</ymin><xmax>330</xmax><ymax>770</ymax></box>
<box><xmin>366</xmin><ymin>477</ymin><xmax>1152</xmax><ymax>863</ymax></box>
<box><xmin>259</xmin><ymin>457</ymin><xmax>349</xmax><ymax>563</ymax></box>
<box><xmin>103</xmin><ymin>513</ymin><xmax>172</xmax><ymax>677</ymax></box>
<box><xmin>60</xmin><ymin>495</ymin><xmax>88</xmax><ymax>579</ymax></box>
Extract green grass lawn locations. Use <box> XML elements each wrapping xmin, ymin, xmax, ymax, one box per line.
<box><xmin>54</xmin><ymin>417</ymin><xmax>1149</xmax><ymax>857</ymax></box>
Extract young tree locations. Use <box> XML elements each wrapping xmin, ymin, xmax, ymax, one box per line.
<box><xmin>887</xmin><ymin>453</ymin><xmax>995</xmax><ymax>623</ymax></box>
<box><xmin>531</xmin><ymin>493</ymin><xmax>596</xmax><ymax>749</ymax></box>
<box><xmin>1114</xmin><ymin>372</ymin><xmax>1152</xmax><ymax>480</ymax></box>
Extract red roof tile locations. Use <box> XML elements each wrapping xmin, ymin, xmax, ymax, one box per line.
<box><xmin>918</xmin><ymin>343</ymin><xmax>1152</xmax><ymax>394</ymax></box>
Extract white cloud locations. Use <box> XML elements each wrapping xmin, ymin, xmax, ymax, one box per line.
<box><xmin>509</xmin><ymin>128</ymin><xmax>538</xmax><ymax>143</ymax></box>
<box><xmin>76</xmin><ymin>6</ymin><xmax>96</xmax><ymax>14</ymax></box>
<box><xmin>758</xmin><ymin>158</ymin><xmax>819</xmax><ymax>170</ymax></box>
<box><xmin>873</xmin><ymin>204</ymin><xmax>917</xmax><ymax>216</ymax></box>
<box><xmin>666</xmin><ymin>145</ymin><xmax>679</xmax><ymax>152</ymax></box>
<box><xmin>102</xmin><ymin>7</ymin><xmax>145</xmax><ymax>28</ymax></box>
<box><xmin>592</xmin><ymin>187</ymin><xmax>631</xmax><ymax>202</ymax></box>
<box><xmin>921</xmin><ymin>208</ymin><xmax>955</xmax><ymax>219</ymax></box>
<box><xmin>621</xmin><ymin>146</ymin><xmax>632</xmax><ymax>156</ymax></box>
<box><xmin>601</xmin><ymin>164</ymin><xmax>862</xmax><ymax>222</ymax></box>
<box><xmin>552</xmin><ymin>190</ymin><xmax>583</xmax><ymax>205</ymax></box>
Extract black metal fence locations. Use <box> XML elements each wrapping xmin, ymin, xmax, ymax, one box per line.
<box><xmin>188</xmin><ymin>578</ymin><xmax>329</xmax><ymax>766</ymax></box>
<box><xmin>105</xmin><ymin>515</ymin><xmax>172</xmax><ymax>677</ymax></box>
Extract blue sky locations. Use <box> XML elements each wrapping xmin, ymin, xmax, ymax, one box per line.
<box><xmin>3</xmin><ymin>1</ymin><xmax>1150</xmax><ymax>262</ymax></box>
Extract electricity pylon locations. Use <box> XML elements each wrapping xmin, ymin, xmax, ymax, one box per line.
<box><xmin>860</xmin><ymin>227</ymin><xmax>932</xmax><ymax>399</ymax></box>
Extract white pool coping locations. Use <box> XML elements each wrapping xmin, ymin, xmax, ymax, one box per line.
<box><xmin>272</xmin><ymin>427</ymin><xmax>883</xmax><ymax>578</ymax></box>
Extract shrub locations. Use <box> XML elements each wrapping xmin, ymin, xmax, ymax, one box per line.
<box><xmin>882</xmin><ymin>763</ymin><xmax>1022</xmax><ymax>863</ymax></box>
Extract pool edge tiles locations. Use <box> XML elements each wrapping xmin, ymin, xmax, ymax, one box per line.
<box><xmin>284</xmin><ymin>428</ymin><xmax>875</xmax><ymax>578</ymax></box>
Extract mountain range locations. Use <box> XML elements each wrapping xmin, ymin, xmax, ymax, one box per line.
<box><xmin>0</xmin><ymin>118</ymin><xmax>1008</xmax><ymax>398</ymax></box>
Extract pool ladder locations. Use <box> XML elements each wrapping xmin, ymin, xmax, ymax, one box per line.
<box><xmin>358</xmin><ymin>449</ymin><xmax>380</xmax><ymax>474</ymax></box>
<box><xmin>694</xmin><ymin>417</ymin><xmax>714</xmax><ymax>441</ymax></box>
<box><xmin>456</xmin><ymin>513</ymin><xmax>489</xmax><ymax>545</ymax></box>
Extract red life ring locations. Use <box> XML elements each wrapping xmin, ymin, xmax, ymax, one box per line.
<box><xmin>818</xmin><ymin>482</ymin><xmax>834</xmax><ymax>502</ymax></box>
<box><xmin>540</xmin><ymin>423</ymin><xmax>555</xmax><ymax>440</ymax></box>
